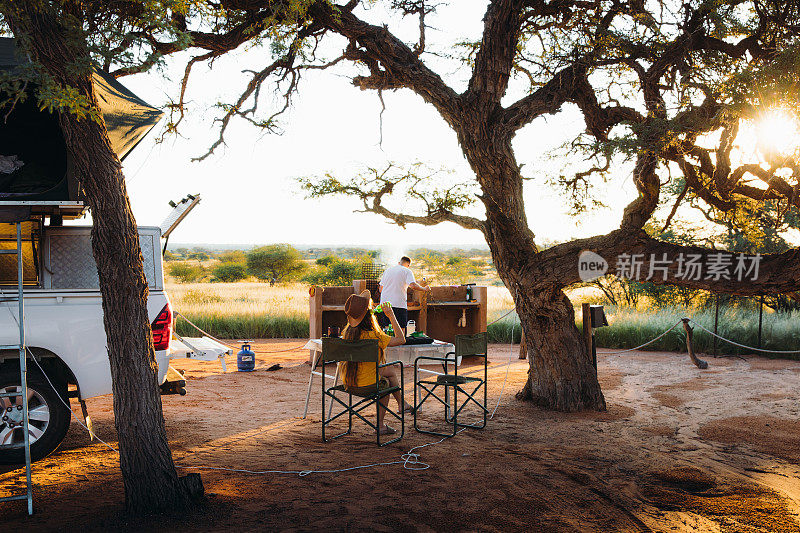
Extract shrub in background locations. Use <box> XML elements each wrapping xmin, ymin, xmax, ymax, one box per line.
<box><xmin>169</xmin><ymin>262</ymin><xmax>205</xmax><ymax>283</ymax></box>
<box><xmin>213</xmin><ymin>262</ymin><xmax>248</xmax><ymax>282</ymax></box>
<box><xmin>246</xmin><ymin>244</ymin><xmax>307</xmax><ymax>282</ymax></box>
<box><xmin>315</xmin><ymin>255</ymin><xmax>337</xmax><ymax>266</ymax></box>
<box><xmin>217</xmin><ymin>250</ymin><xmax>248</xmax><ymax>264</ymax></box>
<box><xmin>302</xmin><ymin>258</ymin><xmax>365</xmax><ymax>286</ymax></box>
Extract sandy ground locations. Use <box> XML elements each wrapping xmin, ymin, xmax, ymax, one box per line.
<box><xmin>3</xmin><ymin>341</ymin><xmax>800</xmax><ymax>531</ymax></box>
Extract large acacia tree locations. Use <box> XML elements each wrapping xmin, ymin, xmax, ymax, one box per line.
<box><xmin>148</xmin><ymin>0</ymin><xmax>800</xmax><ymax>411</ymax></box>
<box><xmin>84</xmin><ymin>0</ymin><xmax>800</xmax><ymax>412</ymax></box>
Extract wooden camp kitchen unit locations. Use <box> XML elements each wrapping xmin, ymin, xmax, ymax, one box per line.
<box><xmin>309</xmin><ymin>281</ymin><xmax>487</xmax><ymax>343</ymax></box>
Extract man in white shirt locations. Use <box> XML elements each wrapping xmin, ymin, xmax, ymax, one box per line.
<box><xmin>377</xmin><ymin>256</ymin><xmax>430</xmax><ymax>331</ymax></box>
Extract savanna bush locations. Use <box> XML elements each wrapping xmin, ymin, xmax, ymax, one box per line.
<box><xmin>169</xmin><ymin>262</ymin><xmax>205</xmax><ymax>283</ymax></box>
<box><xmin>213</xmin><ymin>262</ymin><xmax>248</xmax><ymax>282</ymax></box>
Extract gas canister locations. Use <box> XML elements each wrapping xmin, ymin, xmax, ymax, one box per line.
<box><xmin>237</xmin><ymin>342</ymin><xmax>255</xmax><ymax>372</ymax></box>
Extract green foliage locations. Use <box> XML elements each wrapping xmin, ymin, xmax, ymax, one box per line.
<box><xmin>246</xmin><ymin>244</ymin><xmax>306</xmax><ymax>282</ymax></box>
<box><xmin>174</xmin><ymin>313</ymin><xmax>307</xmax><ymax>339</ymax></box>
<box><xmin>187</xmin><ymin>251</ymin><xmax>210</xmax><ymax>261</ymax></box>
<box><xmin>315</xmin><ymin>255</ymin><xmax>337</xmax><ymax>266</ymax></box>
<box><xmin>212</xmin><ymin>262</ymin><xmax>248</xmax><ymax>283</ymax></box>
<box><xmin>592</xmin><ymin>306</ymin><xmax>800</xmax><ymax>357</ymax></box>
<box><xmin>415</xmin><ymin>251</ymin><xmax>485</xmax><ymax>284</ymax></box>
<box><xmin>325</xmin><ymin>260</ymin><xmax>361</xmax><ymax>285</ymax></box>
<box><xmin>168</xmin><ymin>261</ymin><xmax>205</xmax><ymax>283</ymax></box>
<box><xmin>487</xmin><ymin>305</ymin><xmax>800</xmax><ymax>358</ymax></box>
<box><xmin>298</xmin><ymin>162</ymin><xmax>479</xmax><ymax>229</ymax></box>
<box><xmin>217</xmin><ymin>250</ymin><xmax>247</xmax><ymax>264</ymax></box>
<box><xmin>303</xmin><ymin>258</ymin><xmax>361</xmax><ymax>286</ymax></box>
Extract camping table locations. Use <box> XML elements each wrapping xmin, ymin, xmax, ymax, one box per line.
<box><xmin>301</xmin><ymin>338</ymin><xmax>457</xmax><ymax>419</ymax></box>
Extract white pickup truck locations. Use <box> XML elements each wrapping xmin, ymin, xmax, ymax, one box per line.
<box><xmin>0</xmin><ymin>220</ymin><xmax>229</xmax><ymax>464</ymax></box>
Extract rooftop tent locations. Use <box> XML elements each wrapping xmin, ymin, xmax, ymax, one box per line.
<box><xmin>0</xmin><ymin>37</ymin><xmax>162</xmax><ymax>202</ymax></box>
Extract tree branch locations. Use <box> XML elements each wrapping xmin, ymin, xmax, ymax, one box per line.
<box><xmin>465</xmin><ymin>0</ymin><xmax>525</xmax><ymax>105</ymax></box>
<box><xmin>307</xmin><ymin>2</ymin><xmax>462</xmax><ymax>127</ymax></box>
<box><xmin>298</xmin><ymin>163</ymin><xmax>486</xmax><ymax>234</ymax></box>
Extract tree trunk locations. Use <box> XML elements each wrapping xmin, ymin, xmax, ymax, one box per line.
<box><xmin>3</xmin><ymin>6</ymin><xmax>202</xmax><ymax>514</ymax></box>
<box><xmin>456</xmin><ymin>122</ymin><xmax>606</xmax><ymax>411</ymax></box>
<box><xmin>513</xmin><ymin>286</ymin><xmax>606</xmax><ymax>410</ymax></box>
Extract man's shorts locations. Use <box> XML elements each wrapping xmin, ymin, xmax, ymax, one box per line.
<box><xmin>377</xmin><ymin>307</ymin><xmax>408</xmax><ymax>330</ymax></box>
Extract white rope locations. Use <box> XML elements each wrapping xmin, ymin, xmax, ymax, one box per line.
<box><xmin>689</xmin><ymin>318</ymin><xmax>800</xmax><ymax>354</ymax></box>
<box><xmin>174</xmin><ymin>311</ymin><xmax>309</xmax><ymax>354</ymax></box>
<box><xmin>490</xmin><ymin>297</ymin><xmax>517</xmax><ymax>419</ymax></box>
<box><xmin>597</xmin><ymin>319</ymin><xmax>684</xmax><ymax>355</ymax></box>
<box><xmin>487</xmin><ymin>307</ymin><xmax>516</xmax><ymax>327</ymax></box>
<box><xmin>173</xmin><ymin>311</ymin><xmax>238</xmax><ymax>350</ymax></box>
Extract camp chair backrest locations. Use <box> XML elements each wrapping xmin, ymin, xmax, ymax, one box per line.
<box><xmin>454</xmin><ymin>333</ymin><xmax>488</xmax><ymax>357</ymax></box>
<box><xmin>322</xmin><ymin>338</ymin><xmax>380</xmax><ymax>363</ymax></box>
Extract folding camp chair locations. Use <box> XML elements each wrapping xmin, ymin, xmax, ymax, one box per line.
<box><xmin>414</xmin><ymin>332</ymin><xmax>488</xmax><ymax>437</ymax></box>
<box><xmin>303</xmin><ymin>343</ymin><xmax>338</xmax><ymax>419</ymax></box>
<box><xmin>321</xmin><ymin>338</ymin><xmax>404</xmax><ymax>446</ymax></box>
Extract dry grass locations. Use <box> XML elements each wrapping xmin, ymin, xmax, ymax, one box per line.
<box><xmin>166</xmin><ymin>280</ymin><xmax>519</xmax><ymax>339</ymax></box>
<box><xmin>167</xmin><ymin>282</ymin><xmax>310</xmax><ymax>318</ymax></box>
<box><xmin>168</xmin><ymin>281</ymin><xmax>517</xmax><ymax>319</ymax></box>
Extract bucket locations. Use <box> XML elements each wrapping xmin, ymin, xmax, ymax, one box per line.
<box><xmin>237</xmin><ymin>342</ymin><xmax>255</xmax><ymax>372</ymax></box>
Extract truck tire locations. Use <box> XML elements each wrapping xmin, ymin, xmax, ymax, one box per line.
<box><xmin>0</xmin><ymin>368</ymin><xmax>71</xmax><ymax>465</ymax></box>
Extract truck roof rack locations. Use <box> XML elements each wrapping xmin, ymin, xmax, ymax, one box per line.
<box><xmin>0</xmin><ymin>201</ymin><xmax>87</xmax><ymax>221</ymax></box>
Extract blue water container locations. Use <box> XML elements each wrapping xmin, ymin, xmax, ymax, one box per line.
<box><xmin>237</xmin><ymin>342</ymin><xmax>255</xmax><ymax>372</ymax></box>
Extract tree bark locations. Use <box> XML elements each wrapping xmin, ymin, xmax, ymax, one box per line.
<box><xmin>456</xmin><ymin>120</ymin><xmax>606</xmax><ymax>411</ymax></box>
<box><xmin>3</xmin><ymin>5</ymin><xmax>202</xmax><ymax>514</ymax></box>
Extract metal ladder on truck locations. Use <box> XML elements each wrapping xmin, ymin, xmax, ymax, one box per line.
<box><xmin>0</xmin><ymin>222</ymin><xmax>33</xmax><ymax>515</ymax></box>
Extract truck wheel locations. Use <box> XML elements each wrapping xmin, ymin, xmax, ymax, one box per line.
<box><xmin>0</xmin><ymin>368</ymin><xmax>71</xmax><ymax>465</ymax></box>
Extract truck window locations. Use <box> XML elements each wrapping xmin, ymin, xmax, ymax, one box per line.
<box><xmin>0</xmin><ymin>221</ymin><xmax>40</xmax><ymax>286</ymax></box>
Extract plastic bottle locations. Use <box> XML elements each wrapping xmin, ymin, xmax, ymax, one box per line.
<box><xmin>407</xmin><ymin>320</ymin><xmax>416</xmax><ymax>334</ymax></box>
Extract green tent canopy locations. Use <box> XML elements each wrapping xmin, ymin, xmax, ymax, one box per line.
<box><xmin>0</xmin><ymin>37</ymin><xmax>162</xmax><ymax>201</ymax></box>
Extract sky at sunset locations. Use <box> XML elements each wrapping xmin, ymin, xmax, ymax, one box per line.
<box><xmin>105</xmin><ymin>2</ymin><xmax>638</xmax><ymax>250</ymax></box>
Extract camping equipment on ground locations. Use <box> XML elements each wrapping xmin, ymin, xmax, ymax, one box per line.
<box><xmin>320</xmin><ymin>338</ymin><xmax>404</xmax><ymax>446</ymax></box>
<box><xmin>414</xmin><ymin>332</ymin><xmax>489</xmax><ymax>437</ymax></box>
<box><xmin>302</xmin><ymin>337</ymin><xmax>454</xmax><ymax>419</ymax></box>
<box><xmin>237</xmin><ymin>342</ymin><xmax>255</xmax><ymax>372</ymax></box>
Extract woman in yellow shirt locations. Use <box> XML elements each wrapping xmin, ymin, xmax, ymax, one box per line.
<box><xmin>340</xmin><ymin>289</ymin><xmax>412</xmax><ymax>435</ymax></box>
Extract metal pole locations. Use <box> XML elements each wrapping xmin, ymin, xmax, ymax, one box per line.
<box><xmin>713</xmin><ymin>294</ymin><xmax>719</xmax><ymax>357</ymax></box>
<box><xmin>758</xmin><ymin>295</ymin><xmax>764</xmax><ymax>349</ymax></box>
<box><xmin>18</xmin><ymin>222</ymin><xmax>32</xmax><ymax>515</ymax></box>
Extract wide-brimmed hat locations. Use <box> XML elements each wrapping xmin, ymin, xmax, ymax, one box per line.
<box><xmin>344</xmin><ymin>289</ymin><xmax>373</xmax><ymax>327</ymax></box>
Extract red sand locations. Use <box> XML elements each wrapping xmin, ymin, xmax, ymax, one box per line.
<box><xmin>3</xmin><ymin>342</ymin><xmax>800</xmax><ymax>531</ymax></box>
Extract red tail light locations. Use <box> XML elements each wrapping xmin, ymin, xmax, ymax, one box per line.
<box><xmin>151</xmin><ymin>302</ymin><xmax>172</xmax><ymax>351</ymax></box>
